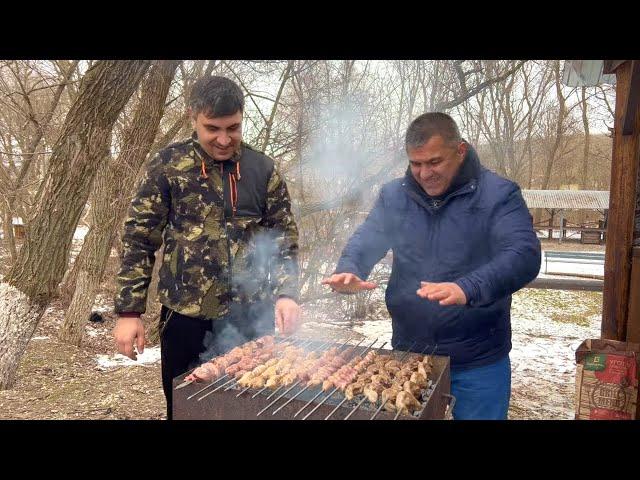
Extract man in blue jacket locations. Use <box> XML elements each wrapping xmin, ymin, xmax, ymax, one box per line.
<box><xmin>322</xmin><ymin>112</ymin><xmax>541</xmax><ymax>419</ymax></box>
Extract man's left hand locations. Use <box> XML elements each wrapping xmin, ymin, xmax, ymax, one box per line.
<box><xmin>417</xmin><ymin>282</ymin><xmax>467</xmax><ymax>306</ymax></box>
<box><xmin>275</xmin><ymin>297</ymin><xmax>301</xmax><ymax>335</ymax></box>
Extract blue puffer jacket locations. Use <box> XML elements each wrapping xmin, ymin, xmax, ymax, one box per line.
<box><xmin>335</xmin><ymin>147</ymin><xmax>541</xmax><ymax>370</ymax></box>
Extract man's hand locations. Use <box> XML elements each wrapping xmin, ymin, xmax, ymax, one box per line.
<box><xmin>416</xmin><ymin>282</ymin><xmax>467</xmax><ymax>306</ymax></box>
<box><xmin>321</xmin><ymin>273</ymin><xmax>377</xmax><ymax>294</ymax></box>
<box><xmin>113</xmin><ymin>314</ymin><xmax>145</xmax><ymax>360</ymax></box>
<box><xmin>275</xmin><ymin>297</ymin><xmax>301</xmax><ymax>335</ymax></box>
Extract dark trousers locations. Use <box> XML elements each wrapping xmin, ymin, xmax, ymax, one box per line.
<box><xmin>159</xmin><ymin>302</ymin><xmax>275</xmax><ymax>420</ymax></box>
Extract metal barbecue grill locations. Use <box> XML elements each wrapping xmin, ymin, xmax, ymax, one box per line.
<box><xmin>173</xmin><ymin>336</ymin><xmax>453</xmax><ymax>420</ymax></box>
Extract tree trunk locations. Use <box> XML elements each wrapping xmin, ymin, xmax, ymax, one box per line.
<box><xmin>580</xmin><ymin>86</ymin><xmax>590</xmax><ymax>189</ymax></box>
<box><xmin>541</xmin><ymin>61</ymin><xmax>567</xmax><ymax>190</ymax></box>
<box><xmin>58</xmin><ymin>60</ymin><xmax>178</xmax><ymax>346</ymax></box>
<box><xmin>2</xmin><ymin>209</ymin><xmax>17</xmax><ymax>263</ymax></box>
<box><xmin>0</xmin><ymin>60</ymin><xmax>150</xmax><ymax>389</ymax></box>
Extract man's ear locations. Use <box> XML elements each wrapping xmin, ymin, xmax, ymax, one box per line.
<box><xmin>457</xmin><ymin>141</ymin><xmax>468</xmax><ymax>157</ymax></box>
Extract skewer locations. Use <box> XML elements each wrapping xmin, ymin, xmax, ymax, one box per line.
<box><xmin>293</xmin><ymin>337</ymin><xmax>366</xmax><ymax>418</ymax></box>
<box><xmin>188</xmin><ymin>374</ymin><xmax>229</xmax><ymax>400</ymax></box>
<box><xmin>257</xmin><ymin>338</ymin><xmax>351</xmax><ymax>402</ymax></box>
<box><xmin>393</xmin><ymin>406</ymin><xmax>403</xmax><ymax>420</ymax></box>
<box><xmin>176</xmin><ymin>334</ymin><xmax>288</xmax><ymax>392</ymax></box>
<box><xmin>188</xmin><ymin>335</ymin><xmax>296</xmax><ymax>399</ymax></box>
<box><xmin>196</xmin><ymin>337</ymin><xmax>304</xmax><ymax>401</ymax></box>
<box><xmin>258</xmin><ymin>337</ymin><xmax>370</xmax><ymax>416</ymax></box>
<box><xmin>245</xmin><ymin>339</ymin><xmax>318</xmax><ymax>397</ymax></box>
<box><xmin>303</xmin><ymin>340</ymin><xmax>391</xmax><ymax>420</ymax></box>
<box><xmin>274</xmin><ymin>337</ymin><xmax>378</xmax><ymax>416</ymax></box>
<box><xmin>224</xmin><ymin>338</ymin><xmax>313</xmax><ymax>394</ymax></box>
<box><xmin>321</xmin><ymin>339</ymin><xmax>384</xmax><ymax>420</ymax></box>
<box><xmin>371</xmin><ymin>342</ymin><xmax>437</xmax><ymax>420</ymax></box>
<box><xmin>340</xmin><ymin>341</ymin><xmax>418</xmax><ymax>421</ymax></box>
<box><xmin>294</xmin><ymin>338</ymin><xmax>378</xmax><ymax>420</ymax></box>
<box><xmin>237</xmin><ymin>338</ymin><xmax>336</xmax><ymax>399</ymax></box>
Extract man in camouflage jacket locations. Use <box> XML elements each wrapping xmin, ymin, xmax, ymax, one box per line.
<box><xmin>113</xmin><ymin>76</ymin><xmax>300</xmax><ymax>418</ymax></box>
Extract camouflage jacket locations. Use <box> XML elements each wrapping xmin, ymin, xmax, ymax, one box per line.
<box><xmin>114</xmin><ymin>135</ymin><xmax>299</xmax><ymax>319</ymax></box>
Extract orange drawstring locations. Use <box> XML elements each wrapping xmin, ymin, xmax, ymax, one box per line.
<box><xmin>201</xmin><ymin>158</ymin><xmax>240</xmax><ymax>216</ymax></box>
<box><xmin>200</xmin><ymin>158</ymin><xmax>208</xmax><ymax>179</ymax></box>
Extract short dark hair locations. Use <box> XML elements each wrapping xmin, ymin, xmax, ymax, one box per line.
<box><xmin>405</xmin><ymin>112</ymin><xmax>462</xmax><ymax>151</ymax></box>
<box><xmin>189</xmin><ymin>76</ymin><xmax>245</xmax><ymax>118</ymax></box>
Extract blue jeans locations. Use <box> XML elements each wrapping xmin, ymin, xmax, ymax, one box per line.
<box><xmin>450</xmin><ymin>355</ymin><xmax>511</xmax><ymax>420</ymax></box>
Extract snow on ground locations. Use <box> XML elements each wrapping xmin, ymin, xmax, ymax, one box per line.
<box><xmin>95</xmin><ymin>346</ymin><xmax>161</xmax><ymax>370</ymax></box>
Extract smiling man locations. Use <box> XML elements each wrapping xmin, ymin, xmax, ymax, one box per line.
<box><xmin>113</xmin><ymin>76</ymin><xmax>300</xmax><ymax>419</ymax></box>
<box><xmin>322</xmin><ymin>112</ymin><xmax>541</xmax><ymax>419</ymax></box>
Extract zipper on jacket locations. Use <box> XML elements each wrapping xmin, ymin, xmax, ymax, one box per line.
<box><xmin>224</xmin><ymin>220</ymin><xmax>233</xmax><ymax>293</ymax></box>
<box><xmin>221</xmin><ymin>161</ymin><xmax>234</xmax><ymax>294</ymax></box>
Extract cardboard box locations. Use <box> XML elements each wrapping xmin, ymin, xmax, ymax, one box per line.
<box><xmin>575</xmin><ymin>339</ymin><xmax>640</xmax><ymax>420</ymax></box>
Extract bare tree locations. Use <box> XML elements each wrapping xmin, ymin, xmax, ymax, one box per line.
<box><xmin>58</xmin><ymin>60</ymin><xmax>179</xmax><ymax>346</ymax></box>
<box><xmin>0</xmin><ymin>60</ymin><xmax>150</xmax><ymax>389</ymax></box>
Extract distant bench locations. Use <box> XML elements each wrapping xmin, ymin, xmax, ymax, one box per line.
<box><xmin>543</xmin><ymin>250</ymin><xmax>605</xmax><ymax>274</ymax></box>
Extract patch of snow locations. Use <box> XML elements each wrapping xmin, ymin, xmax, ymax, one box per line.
<box><xmin>95</xmin><ymin>346</ymin><xmax>161</xmax><ymax>370</ymax></box>
<box><xmin>32</xmin><ymin>336</ymin><xmax>50</xmax><ymax>341</ymax></box>
<box><xmin>85</xmin><ymin>328</ymin><xmax>99</xmax><ymax>337</ymax></box>
<box><xmin>73</xmin><ymin>225</ymin><xmax>89</xmax><ymax>241</ymax></box>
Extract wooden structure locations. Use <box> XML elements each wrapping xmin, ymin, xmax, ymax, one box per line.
<box><xmin>522</xmin><ymin>190</ymin><xmax>609</xmax><ymax>244</ymax></box>
<box><xmin>600</xmin><ymin>60</ymin><xmax>640</xmax><ymax>342</ymax></box>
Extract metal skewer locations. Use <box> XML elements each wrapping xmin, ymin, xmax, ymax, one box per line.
<box><xmin>233</xmin><ymin>338</ymin><xmax>336</xmax><ymax>399</ymax></box>
<box><xmin>187</xmin><ymin>374</ymin><xmax>229</xmax><ymax>400</ymax></box>
<box><xmin>189</xmin><ymin>335</ymin><xmax>295</xmax><ymax>400</ymax></box>
<box><xmin>393</xmin><ymin>406</ymin><xmax>404</xmax><ymax>420</ymax></box>
<box><xmin>340</xmin><ymin>341</ymin><xmax>417</xmax><ymax>420</ymax></box>
<box><xmin>256</xmin><ymin>337</ymin><xmax>366</xmax><ymax>416</ymax></box>
<box><xmin>225</xmin><ymin>338</ymin><xmax>311</xmax><ymax>394</ymax></box>
<box><xmin>241</xmin><ymin>338</ymin><xmax>335</xmax><ymax>401</ymax></box>
<box><xmin>321</xmin><ymin>339</ymin><xmax>385</xmax><ymax>420</ymax></box>
<box><xmin>256</xmin><ymin>338</ymin><xmax>350</xmax><ymax>417</ymax></box>
<box><xmin>177</xmin><ymin>334</ymin><xmax>288</xmax><ymax>393</ymax></box>
<box><xmin>275</xmin><ymin>338</ymin><xmax>378</xmax><ymax>416</ymax></box>
<box><xmin>258</xmin><ymin>338</ymin><xmax>340</xmax><ymax>401</ymax></box>
<box><xmin>293</xmin><ymin>337</ymin><xmax>366</xmax><ymax>418</ymax></box>
<box><xmin>246</xmin><ymin>339</ymin><xmax>316</xmax><ymax>397</ymax></box>
<box><xmin>371</xmin><ymin>342</ymin><xmax>437</xmax><ymax>420</ymax></box>
<box><xmin>304</xmin><ymin>340</ymin><xmax>392</xmax><ymax>420</ymax></box>
<box><xmin>197</xmin><ymin>337</ymin><xmax>303</xmax><ymax>401</ymax></box>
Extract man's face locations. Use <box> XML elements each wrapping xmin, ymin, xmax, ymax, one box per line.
<box><xmin>192</xmin><ymin>110</ymin><xmax>243</xmax><ymax>161</ymax></box>
<box><xmin>407</xmin><ymin>135</ymin><xmax>467</xmax><ymax>196</ymax></box>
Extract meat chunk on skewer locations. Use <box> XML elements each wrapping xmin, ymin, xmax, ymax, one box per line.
<box><xmin>395</xmin><ymin>391</ymin><xmax>422</xmax><ymax>415</ymax></box>
<box><xmin>410</xmin><ymin>372</ymin><xmax>428</xmax><ymax>388</ymax></box>
<box><xmin>345</xmin><ymin>382</ymin><xmax>365</xmax><ymax>400</ymax></box>
<box><xmin>403</xmin><ymin>380</ymin><xmax>422</xmax><ymax>398</ymax></box>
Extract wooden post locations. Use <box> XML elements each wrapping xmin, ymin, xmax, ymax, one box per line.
<box><xmin>548</xmin><ymin>209</ymin><xmax>555</xmax><ymax>239</ymax></box>
<box><xmin>602</xmin><ymin>61</ymin><xmax>640</xmax><ymax>341</ymax></box>
<box><xmin>627</xmin><ymin>247</ymin><xmax>640</xmax><ymax>343</ymax></box>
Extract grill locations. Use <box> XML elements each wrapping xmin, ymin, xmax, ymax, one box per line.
<box><xmin>173</xmin><ymin>336</ymin><xmax>453</xmax><ymax>420</ymax></box>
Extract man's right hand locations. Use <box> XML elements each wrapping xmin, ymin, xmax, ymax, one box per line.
<box><xmin>321</xmin><ymin>273</ymin><xmax>377</xmax><ymax>294</ymax></box>
<box><xmin>113</xmin><ymin>314</ymin><xmax>145</xmax><ymax>361</ymax></box>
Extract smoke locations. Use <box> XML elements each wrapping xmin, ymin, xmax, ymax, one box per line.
<box><xmin>197</xmin><ymin>230</ymin><xmax>283</xmax><ymax>364</ymax></box>
<box><xmin>302</xmin><ymin>96</ymin><xmax>384</xmax><ymax>207</ymax></box>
